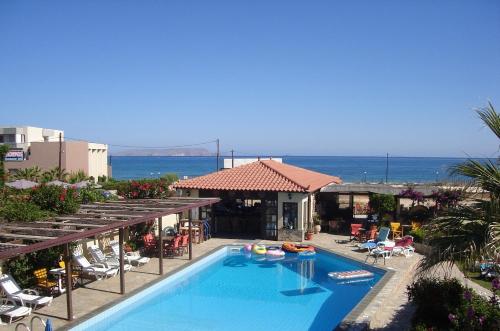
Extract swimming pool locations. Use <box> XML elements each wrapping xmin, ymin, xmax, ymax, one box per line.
<box><xmin>71</xmin><ymin>246</ymin><xmax>385</xmax><ymax>331</ymax></box>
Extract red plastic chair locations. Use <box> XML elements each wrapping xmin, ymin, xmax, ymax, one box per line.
<box><xmin>143</xmin><ymin>233</ymin><xmax>157</xmax><ymax>255</ymax></box>
<box><xmin>164</xmin><ymin>236</ymin><xmax>182</xmax><ymax>257</ymax></box>
<box><xmin>180</xmin><ymin>234</ymin><xmax>189</xmax><ymax>254</ymax></box>
<box><xmin>350</xmin><ymin>223</ymin><xmax>363</xmax><ymax>241</ymax></box>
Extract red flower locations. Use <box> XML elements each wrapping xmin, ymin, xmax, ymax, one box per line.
<box><xmin>59</xmin><ymin>193</ymin><xmax>66</xmax><ymax>201</ymax></box>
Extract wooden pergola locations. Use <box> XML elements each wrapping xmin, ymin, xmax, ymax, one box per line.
<box><xmin>0</xmin><ymin>197</ymin><xmax>219</xmax><ymax>321</ymax></box>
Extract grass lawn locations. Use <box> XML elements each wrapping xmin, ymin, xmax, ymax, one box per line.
<box><xmin>457</xmin><ymin>263</ymin><xmax>493</xmax><ymax>291</ymax></box>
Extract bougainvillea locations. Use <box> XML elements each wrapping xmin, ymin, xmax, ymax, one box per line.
<box><xmin>430</xmin><ymin>189</ymin><xmax>462</xmax><ymax>209</ymax></box>
<box><xmin>399</xmin><ymin>187</ymin><xmax>425</xmax><ymax>206</ymax></box>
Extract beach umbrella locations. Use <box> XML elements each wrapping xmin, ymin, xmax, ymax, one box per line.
<box><xmin>5</xmin><ymin>179</ymin><xmax>39</xmax><ymax>189</ymax></box>
<box><xmin>45</xmin><ymin>319</ymin><xmax>53</xmax><ymax>331</ymax></box>
<box><xmin>47</xmin><ymin>180</ymin><xmax>70</xmax><ymax>188</ymax></box>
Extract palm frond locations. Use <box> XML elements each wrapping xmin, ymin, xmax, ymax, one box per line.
<box><xmin>449</xmin><ymin>159</ymin><xmax>500</xmax><ymax>199</ymax></box>
<box><xmin>476</xmin><ymin>101</ymin><xmax>500</xmax><ymax>139</ymax></box>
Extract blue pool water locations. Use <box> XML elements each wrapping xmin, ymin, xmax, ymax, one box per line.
<box><xmin>72</xmin><ymin>247</ymin><xmax>385</xmax><ymax>331</ymax></box>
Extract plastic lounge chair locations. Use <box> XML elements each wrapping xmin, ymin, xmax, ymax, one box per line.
<box><xmin>358</xmin><ymin>227</ymin><xmax>392</xmax><ymax>251</ymax></box>
<box><xmin>72</xmin><ymin>251</ymin><xmax>119</xmax><ymax>280</ymax></box>
<box><xmin>33</xmin><ymin>268</ymin><xmax>58</xmax><ymax>295</ymax></box>
<box><xmin>389</xmin><ymin>236</ymin><xmax>415</xmax><ymax>257</ymax></box>
<box><xmin>88</xmin><ymin>245</ymin><xmax>132</xmax><ymax>272</ymax></box>
<box><xmin>109</xmin><ymin>241</ymin><xmax>150</xmax><ymax>267</ymax></box>
<box><xmin>350</xmin><ymin>223</ymin><xmax>363</xmax><ymax>241</ymax></box>
<box><xmin>0</xmin><ymin>298</ymin><xmax>31</xmax><ymax>324</ymax></box>
<box><xmin>0</xmin><ymin>274</ymin><xmax>53</xmax><ymax>310</ymax></box>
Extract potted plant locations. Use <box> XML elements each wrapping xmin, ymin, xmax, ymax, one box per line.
<box><xmin>313</xmin><ymin>214</ymin><xmax>322</xmax><ymax>233</ymax></box>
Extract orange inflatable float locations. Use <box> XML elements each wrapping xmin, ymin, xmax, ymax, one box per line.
<box><xmin>282</xmin><ymin>242</ymin><xmax>315</xmax><ymax>253</ymax></box>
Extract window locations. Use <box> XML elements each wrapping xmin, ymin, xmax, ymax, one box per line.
<box><xmin>283</xmin><ymin>202</ymin><xmax>298</xmax><ymax>230</ymax></box>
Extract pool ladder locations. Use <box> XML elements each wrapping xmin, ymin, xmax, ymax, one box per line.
<box><xmin>14</xmin><ymin>316</ymin><xmax>46</xmax><ymax>331</ymax></box>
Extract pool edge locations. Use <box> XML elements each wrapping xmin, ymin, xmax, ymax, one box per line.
<box><xmin>312</xmin><ymin>244</ymin><xmax>395</xmax><ymax>331</ymax></box>
<box><xmin>62</xmin><ymin>243</ymin><xmax>393</xmax><ymax>331</ymax></box>
<box><xmin>61</xmin><ymin>244</ymin><xmax>231</xmax><ymax>331</ymax></box>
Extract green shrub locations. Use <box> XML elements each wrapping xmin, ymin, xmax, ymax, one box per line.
<box><xmin>78</xmin><ymin>187</ymin><xmax>105</xmax><ymax>204</ymax></box>
<box><xmin>408</xmin><ymin>277</ymin><xmax>500</xmax><ymax>330</ymax></box>
<box><xmin>407</xmin><ymin>277</ymin><xmax>464</xmax><ymax>329</ymax></box>
<box><xmin>369</xmin><ymin>193</ymin><xmax>396</xmax><ymax>216</ymax></box>
<box><xmin>0</xmin><ymin>201</ymin><xmax>53</xmax><ymax>222</ymax></box>
<box><xmin>4</xmin><ymin>255</ymin><xmax>35</xmax><ymax>288</ymax></box>
<box><xmin>4</xmin><ymin>247</ymin><xmax>64</xmax><ymax>289</ymax></box>
<box><xmin>30</xmin><ymin>185</ymin><xmax>80</xmax><ymax>214</ymax></box>
<box><xmin>409</xmin><ymin>228</ymin><xmax>426</xmax><ymax>243</ymax></box>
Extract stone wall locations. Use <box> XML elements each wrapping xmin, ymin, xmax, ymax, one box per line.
<box><xmin>278</xmin><ymin>228</ymin><xmax>304</xmax><ymax>242</ymax></box>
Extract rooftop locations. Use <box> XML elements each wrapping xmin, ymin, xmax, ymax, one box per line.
<box><xmin>174</xmin><ymin>160</ymin><xmax>342</xmax><ymax>193</ymax></box>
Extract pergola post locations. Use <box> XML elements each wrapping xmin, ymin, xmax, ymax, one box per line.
<box><xmin>158</xmin><ymin>217</ymin><xmax>163</xmax><ymax>275</ymax></box>
<box><xmin>188</xmin><ymin>214</ymin><xmax>193</xmax><ymax>260</ymax></box>
<box><xmin>63</xmin><ymin>243</ymin><xmax>73</xmax><ymax>321</ymax></box>
<box><xmin>395</xmin><ymin>196</ymin><xmax>401</xmax><ymax>218</ymax></box>
<box><xmin>119</xmin><ymin>227</ymin><xmax>125</xmax><ymax>294</ymax></box>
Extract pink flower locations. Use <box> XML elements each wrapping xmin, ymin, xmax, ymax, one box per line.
<box><xmin>448</xmin><ymin>313</ymin><xmax>456</xmax><ymax>322</ymax></box>
<box><xmin>467</xmin><ymin>306</ymin><xmax>474</xmax><ymax>319</ymax></box>
<box><xmin>464</xmin><ymin>290</ymin><xmax>472</xmax><ymax>302</ymax></box>
<box><xmin>492</xmin><ymin>278</ymin><xmax>500</xmax><ymax>290</ymax></box>
<box><xmin>478</xmin><ymin>316</ymin><xmax>485</xmax><ymax>326</ymax></box>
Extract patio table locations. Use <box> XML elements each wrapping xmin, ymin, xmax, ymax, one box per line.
<box><xmin>49</xmin><ymin>268</ymin><xmax>66</xmax><ymax>294</ymax></box>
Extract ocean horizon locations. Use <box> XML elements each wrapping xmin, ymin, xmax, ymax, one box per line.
<box><xmin>109</xmin><ymin>155</ymin><xmax>481</xmax><ymax>184</ymax></box>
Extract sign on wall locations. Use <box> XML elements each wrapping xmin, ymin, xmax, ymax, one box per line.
<box><xmin>4</xmin><ymin>150</ymin><xmax>24</xmax><ymax>161</ymax></box>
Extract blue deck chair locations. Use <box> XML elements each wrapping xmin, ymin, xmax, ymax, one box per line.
<box><xmin>358</xmin><ymin>227</ymin><xmax>391</xmax><ymax>251</ymax></box>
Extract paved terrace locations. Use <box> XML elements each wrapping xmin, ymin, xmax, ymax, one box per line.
<box><xmin>8</xmin><ymin>234</ymin><xmax>424</xmax><ymax>331</ymax></box>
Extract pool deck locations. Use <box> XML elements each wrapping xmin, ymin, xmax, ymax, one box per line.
<box><xmin>7</xmin><ymin>234</ymin><xmax>422</xmax><ymax>331</ymax></box>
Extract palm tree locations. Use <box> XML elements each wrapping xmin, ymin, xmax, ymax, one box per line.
<box><xmin>41</xmin><ymin>167</ymin><xmax>68</xmax><ymax>182</ymax></box>
<box><xmin>68</xmin><ymin>170</ymin><xmax>88</xmax><ymax>183</ymax></box>
<box><xmin>12</xmin><ymin>166</ymin><xmax>42</xmax><ymax>182</ymax></box>
<box><xmin>420</xmin><ymin>103</ymin><xmax>500</xmax><ymax>271</ymax></box>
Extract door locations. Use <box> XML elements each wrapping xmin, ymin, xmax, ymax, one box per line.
<box><xmin>283</xmin><ymin>202</ymin><xmax>298</xmax><ymax>230</ymax></box>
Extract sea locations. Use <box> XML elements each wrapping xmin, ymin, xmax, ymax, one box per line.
<box><xmin>109</xmin><ymin>156</ymin><xmax>477</xmax><ymax>184</ymax></box>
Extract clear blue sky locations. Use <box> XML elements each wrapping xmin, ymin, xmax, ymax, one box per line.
<box><xmin>1</xmin><ymin>0</ymin><xmax>499</xmax><ymax>157</ymax></box>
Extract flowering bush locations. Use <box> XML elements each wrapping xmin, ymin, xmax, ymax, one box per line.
<box><xmin>119</xmin><ymin>179</ymin><xmax>175</xmax><ymax>199</ymax></box>
<box><xmin>29</xmin><ymin>184</ymin><xmax>79</xmax><ymax>214</ymax></box>
<box><xmin>399</xmin><ymin>187</ymin><xmax>425</xmax><ymax>206</ymax></box>
<box><xmin>408</xmin><ymin>277</ymin><xmax>500</xmax><ymax>330</ymax></box>
<box><xmin>430</xmin><ymin>189</ymin><xmax>462</xmax><ymax>209</ymax></box>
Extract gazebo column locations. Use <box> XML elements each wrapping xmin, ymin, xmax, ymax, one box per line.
<box><xmin>119</xmin><ymin>227</ymin><xmax>125</xmax><ymax>294</ymax></box>
<box><xmin>158</xmin><ymin>217</ymin><xmax>163</xmax><ymax>275</ymax></box>
<box><xmin>64</xmin><ymin>243</ymin><xmax>73</xmax><ymax>321</ymax></box>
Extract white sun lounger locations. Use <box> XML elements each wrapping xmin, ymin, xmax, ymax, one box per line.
<box><xmin>73</xmin><ymin>252</ymin><xmax>119</xmax><ymax>280</ymax></box>
<box><xmin>0</xmin><ymin>298</ymin><xmax>31</xmax><ymax>324</ymax></box>
<box><xmin>88</xmin><ymin>245</ymin><xmax>132</xmax><ymax>272</ymax></box>
<box><xmin>109</xmin><ymin>241</ymin><xmax>150</xmax><ymax>267</ymax></box>
<box><xmin>0</xmin><ymin>274</ymin><xmax>53</xmax><ymax>310</ymax></box>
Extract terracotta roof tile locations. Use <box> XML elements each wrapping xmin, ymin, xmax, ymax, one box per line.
<box><xmin>173</xmin><ymin>160</ymin><xmax>341</xmax><ymax>192</ymax></box>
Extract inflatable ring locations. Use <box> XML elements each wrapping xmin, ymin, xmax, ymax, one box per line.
<box><xmin>252</xmin><ymin>244</ymin><xmax>267</xmax><ymax>255</ymax></box>
<box><xmin>282</xmin><ymin>242</ymin><xmax>315</xmax><ymax>253</ymax></box>
<box><xmin>266</xmin><ymin>249</ymin><xmax>285</xmax><ymax>257</ymax></box>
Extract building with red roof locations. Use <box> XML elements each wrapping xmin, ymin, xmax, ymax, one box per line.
<box><xmin>174</xmin><ymin>160</ymin><xmax>341</xmax><ymax>241</ymax></box>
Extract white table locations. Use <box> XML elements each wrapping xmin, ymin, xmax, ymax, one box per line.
<box><xmin>49</xmin><ymin>268</ymin><xmax>66</xmax><ymax>294</ymax></box>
